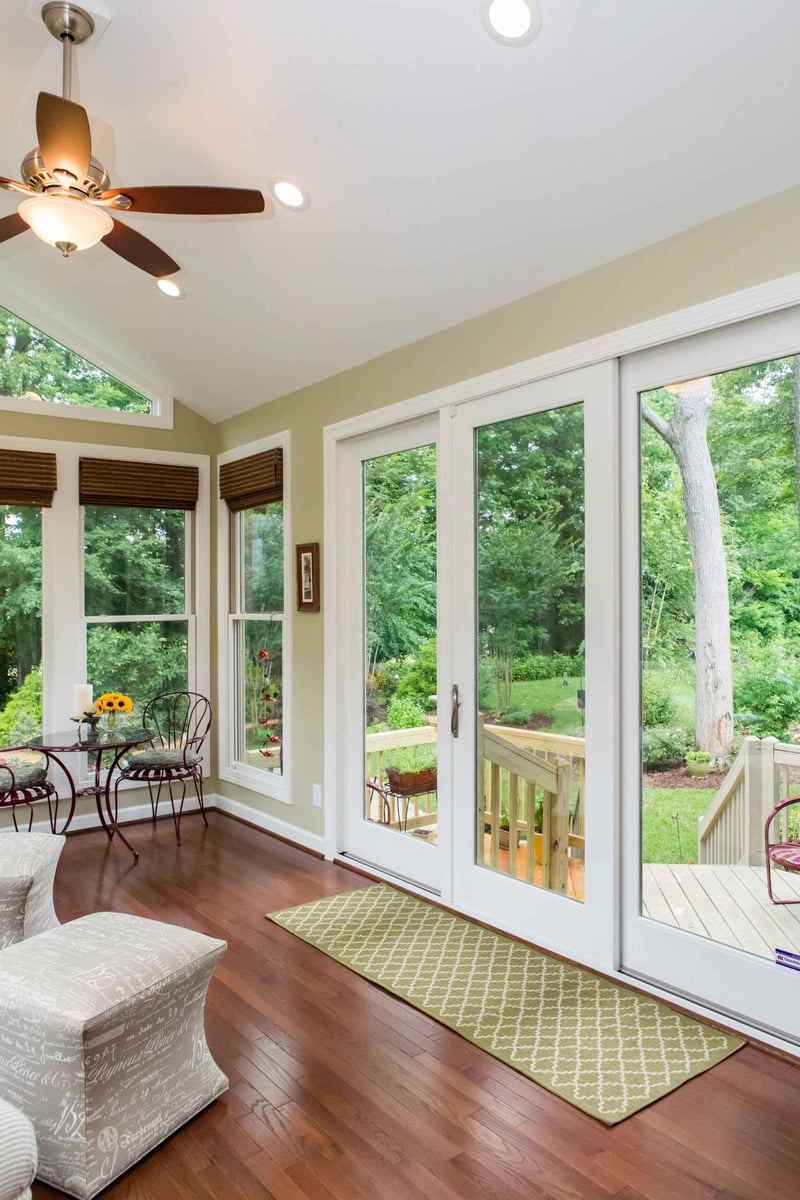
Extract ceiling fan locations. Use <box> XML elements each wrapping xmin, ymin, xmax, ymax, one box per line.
<box><xmin>0</xmin><ymin>2</ymin><xmax>269</xmax><ymax>283</ymax></box>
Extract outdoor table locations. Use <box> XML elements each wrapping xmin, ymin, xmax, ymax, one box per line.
<box><xmin>26</xmin><ymin>726</ymin><xmax>153</xmax><ymax>859</ymax></box>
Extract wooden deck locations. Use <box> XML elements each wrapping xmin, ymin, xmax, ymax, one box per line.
<box><xmin>643</xmin><ymin>863</ymin><xmax>800</xmax><ymax>958</ymax></box>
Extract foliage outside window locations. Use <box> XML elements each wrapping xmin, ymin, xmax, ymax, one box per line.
<box><xmin>232</xmin><ymin>503</ymin><xmax>284</xmax><ymax>776</ymax></box>
<box><xmin>84</xmin><ymin>506</ymin><xmax>190</xmax><ymax>712</ymax></box>
<box><xmin>0</xmin><ymin>506</ymin><xmax>43</xmax><ymax>741</ymax></box>
<box><xmin>0</xmin><ymin>304</ymin><xmax>151</xmax><ymax>414</ymax></box>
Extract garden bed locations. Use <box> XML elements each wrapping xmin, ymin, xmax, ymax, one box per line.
<box><xmin>643</xmin><ymin>765</ymin><xmax>726</xmax><ymax>790</ymax></box>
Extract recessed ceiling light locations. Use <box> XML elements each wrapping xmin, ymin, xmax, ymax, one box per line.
<box><xmin>271</xmin><ymin>179</ymin><xmax>310</xmax><ymax>211</ymax></box>
<box><xmin>480</xmin><ymin>0</ymin><xmax>542</xmax><ymax>45</ymax></box>
<box><xmin>157</xmin><ymin>277</ymin><xmax>182</xmax><ymax>298</ymax></box>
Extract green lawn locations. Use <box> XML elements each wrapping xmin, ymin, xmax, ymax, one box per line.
<box><xmin>642</xmin><ymin>787</ymin><xmax>710</xmax><ymax>863</ymax></box>
<box><xmin>482</xmin><ymin>676</ymin><xmax>586</xmax><ymax>737</ymax></box>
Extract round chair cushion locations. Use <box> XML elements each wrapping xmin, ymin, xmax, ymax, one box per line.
<box><xmin>769</xmin><ymin>842</ymin><xmax>800</xmax><ymax>870</ymax></box>
<box><xmin>0</xmin><ymin>761</ymin><xmax>47</xmax><ymax>794</ymax></box>
<box><xmin>125</xmin><ymin>747</ymin><xmax>202</xmax><ymax>771</ymax></box>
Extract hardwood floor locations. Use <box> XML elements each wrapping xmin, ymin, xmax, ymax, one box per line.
<box><xmin>31</xmin><ymin>813</ymin><xmax>800</xmax><ymax>1200</ymax></box>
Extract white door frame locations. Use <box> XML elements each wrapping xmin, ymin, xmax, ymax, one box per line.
<box><xmin>450</xmin><ymin>362</ymin><xmax>619</xmax><ymax>973</ymax></box>
<box><xmin>620</xmin><ymin>306</ymin><xmax>800</xmax><ymax>1044</ymax></box>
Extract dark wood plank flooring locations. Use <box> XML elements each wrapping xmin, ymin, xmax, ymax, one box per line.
<box><xmin>30</xmin><ymin>813</ymin><xmax>800</xmax><ymax>1200</ymax></box>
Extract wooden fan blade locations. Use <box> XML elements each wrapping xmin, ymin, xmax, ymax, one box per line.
<box><xmin>0</xmin><ymin>212</ymin><xmax>30</xmax><ymax>244</ymax></box>
<box><xmin>36</xmin><ymin>92</ymin><xmax>91</xmax><ymax>182</ymax></box>
<box><xmin>101</xmin><ymin>218</ymin><xmax>180</xmax><ymax>278</ymax></box>
<box><xmin>101</xmin><ymin>186</ymin><xmax>268</xmax><ymax>215</ymax></box>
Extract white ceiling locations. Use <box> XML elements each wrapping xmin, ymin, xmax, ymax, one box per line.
<box><xmin>1</xmin><ymin>0</ymin><xmax>799</xmax><ymax>422</ymax></box>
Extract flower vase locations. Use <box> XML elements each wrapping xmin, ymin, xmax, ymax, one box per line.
<box><xmin>105</xmin><ymin>710</ymin><xmax>119</xmax><ymax>734</ymax></box>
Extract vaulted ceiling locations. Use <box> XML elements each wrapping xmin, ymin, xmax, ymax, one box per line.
<box><xmin>1</xmin><ymin>1</ymin><xmax>799</xmax><ymax>422</ymax></box>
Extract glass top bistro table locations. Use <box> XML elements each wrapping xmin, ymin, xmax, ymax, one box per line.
<box><xmin>27</xmin><ymin>726</ymin><xmax>153</xmax><ymax>859</ymax></box>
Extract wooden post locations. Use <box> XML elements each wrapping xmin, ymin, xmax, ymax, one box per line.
<box><xmin>508</xmin><ymin>772</ymin><xmax>519</xmax><ymax>879</ymax></box>
<box><xmin>477</xmin><ymin>714</ymin><xmax>485</xmax><ymax>864</ymax></box>
<box><xmin>549</xmin><ymin>759</ymin><xmax>571</xmax><ymax>895</ymax></box>
<box><xmin>525</xmin><ymin>781</ymin><xmax>536</xmax><ymax>883</ymax></box>
<box><xmin>743</xmin><ymin>736</ymin><xmax>776</xmax><ymax>866</ymax></box>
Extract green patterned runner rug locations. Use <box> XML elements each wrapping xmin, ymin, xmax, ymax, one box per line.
<box><xmin>267</xmin><ymin>884</ymin><xmax>743</xmax><ymax>1124</ymax></box>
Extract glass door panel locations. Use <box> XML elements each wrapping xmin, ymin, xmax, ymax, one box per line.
<box><xmin>363</xmin><ymin>445</ymin><xmax>438</xmax><ymax>844</ymax></box>
<box><xmin>474</xmin><ymin>405</ymin><xmax>586</xmax><ymax>901</ymax></box>
<box><xmin>338</xmin><ymin>415</ymin><xmax>445</xmax><ymax>893</ymax></box>
<box><xmin>621</xmin><ymin>308</ymin><xmax>800</xmax><ymax>1042</ymax></box>
<box><xmin>451</xmin><ymin>363</ymin><xmax>617</xmax><ymax>969</ymax></box>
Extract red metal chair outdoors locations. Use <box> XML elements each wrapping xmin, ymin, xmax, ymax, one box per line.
<box><xmin>765</xmin><ymin>794</ymin><xmax>800</xmax><ymax>904</ymax></box>
<box><xmin>0</xmin><ymin>746</ymin><xmax>64</xmax><ymax>832</ymax></box>
<box><xmin>114</xmin><ymin>692</ymin><xmax>211</xmax><ymax>844</ymax></box>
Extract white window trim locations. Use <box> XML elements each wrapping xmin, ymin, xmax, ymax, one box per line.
<box><xmin>0</xmin><ymin>287</ymin><xmax>174</xmax><ymax>429</ymax></box>
<box><xmin>0</xmin><ymin>434</ymin><xmax>210</xmax><ymax>754</ymax></box>
<box><xmin>217</xmin><ymin>431</ymin><xmax>292</xmax><ymax>804</ymax></box>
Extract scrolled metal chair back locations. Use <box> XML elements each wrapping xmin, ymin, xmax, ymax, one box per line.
<box><xmin>141</xmin><ymin>691</ymin><xmax>212</xmax><ymax>752</ymax></box>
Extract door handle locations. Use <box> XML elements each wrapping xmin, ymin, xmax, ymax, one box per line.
<box><xmin>451</xmin><ymin>684</ymin><xmax>461</xmax><ymax>738</ymax></box>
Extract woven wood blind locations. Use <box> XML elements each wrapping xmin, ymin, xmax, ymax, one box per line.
<box><xmin>80</xmin><ymin>457</ymin><xmax>199</xmax><ymax>510</ymax></box>
<box><xmin>0</xmin><ymin>448</ymin><xmax>58</xmax><ymax>507</ymax></box>
<box><xmin>219</xmin><ymin>448</ymin><xmax>283</xmax><ymax>511</ymax></box>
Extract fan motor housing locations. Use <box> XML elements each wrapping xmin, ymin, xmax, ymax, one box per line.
<box><xmin>20</xmin><ymin>147</ymin><xmax>110</xmax><ymax>197</ymax></box>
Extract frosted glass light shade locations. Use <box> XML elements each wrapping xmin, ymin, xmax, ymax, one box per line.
<box><xmin>19</xmin><ymin>194</ymin><xmax>114</xmax><ymax>251</ymax></box>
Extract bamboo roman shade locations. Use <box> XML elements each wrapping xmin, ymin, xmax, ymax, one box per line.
<box><xmin>219</xmin><ymin>448</ymin><xmax>283</xmax><ymax>511</ymax></box>
<box><xmin>79</xmin><ymin>457</ymin><xmax>199</xmax><ymax>510</ymax></box>
<box><xmin>0</xmin><ymin>448</ymin><xmax>58</xmax><ymax>507</ymax></box>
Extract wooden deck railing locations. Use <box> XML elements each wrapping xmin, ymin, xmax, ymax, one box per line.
<box><xmin>698</xmin><ymin>735</ymin><xmax>800</xmax><ymax>865</ymax></box>
<box><xmin>364</xmin><ymin>721</ymin><xmax>585</xmax><ymax>890</ymax></box>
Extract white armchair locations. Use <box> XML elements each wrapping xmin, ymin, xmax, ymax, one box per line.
<box><xmin>0</xmin><ymin>1099</ymin><xmax>37</xmax><ymax>1200</ymax></box>
<box><xmin>0</xmin><ymin>832</ymin><xmax>64</xmax><ymax>943</ymax></box>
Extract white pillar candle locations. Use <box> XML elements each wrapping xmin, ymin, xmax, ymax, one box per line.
<box><xmin>73</xmin><ymin>684</ymin><xmax>93</xmax><ymax>716</ymax></box>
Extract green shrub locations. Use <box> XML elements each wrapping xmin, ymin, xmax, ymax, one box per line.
<box><xmin>394</xmin><ymin>638</ymin><xmax>437</xmax><ymax>708</ymax></box>
<box><xmin>642</xmin><ymin>726</ymin><xmax>689</xmax><ymax>768</ymax></box>
<box><xmin>387</xmin><ymin>695</ymin><xmax>428</xmax><ymax>730</ymax></box>
<box><xmin>513</xmin><ymin>653</ymin><xmax>584</xmax><ymax>681</ymax></box>
<box><xmin>735</xmin><ymin>671</ymin><xmax>800</xmax><ymax>739</ymax></box>
<box><xmin>685</xmin><ymin>750</ymin><xmax>711</xmax><ymax>763</ymax></box>
<box><xmin>503</xmin><ymin>710</ymin><xmax>531</xmax><ymax>726</ymax></box>
<box><xmin>0</xmin><ymin>667</ymin><xmax>42</xmax><ymax>743</ymax></box>
<box><xmin>641</xmin><ymin>672</ymin><xmax>678</xmax><ymax>727</ymax></box>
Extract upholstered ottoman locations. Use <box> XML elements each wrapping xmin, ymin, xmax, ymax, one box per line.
<box><xmin>0</xmin><ymin>1098</ymin><xmax>37</xmax><ymax>1200</ymax></box>
<box><xmin>0</xmin><ymin>832</ymin><xmax>64</xmax><ymax>938</ymax></box>
<box><xmin>0</xmin><ymin>912</ymin><xmax>227</xmax><ymax>1199</ymax></box>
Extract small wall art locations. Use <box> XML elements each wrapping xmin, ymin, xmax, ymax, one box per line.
<box><xmin>296</xmin><ymin>542</ymin><xmax>320</xmax><ymax>612</ymax></box>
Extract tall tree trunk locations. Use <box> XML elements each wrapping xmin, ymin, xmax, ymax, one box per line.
<box><xmin>642</xmin><ymin>379</ymin><xmax>733</xmax><ymax>761</ymax></box>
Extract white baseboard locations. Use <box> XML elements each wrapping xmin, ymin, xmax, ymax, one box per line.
<box><xmin>0</xmin><ymin>796</ymin><xmax>203</xmax><ymax>835</ymax></box>
<box><xmin>210</xmin><ymin>793</ymin><xmax>326</xmax><ymax>856</ymax></box>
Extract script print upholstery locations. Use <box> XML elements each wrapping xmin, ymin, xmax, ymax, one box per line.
<box><xmin>0</xmin><ymin>877</ymin><xmax>33</xmax><ymax>949</ymax></box>
<box><xmin>0</xmin><ymin>911</ymin><xmax>227</xmax><ymax>1200</ymax></box>
<box><xmin>0</xmin><ymin>832</ymin><xmax>64</xmax><ymax>939</ymax></box>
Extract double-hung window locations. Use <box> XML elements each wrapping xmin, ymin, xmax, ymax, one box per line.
<box><xmin>219</xmin><ymin>438</ymin><xmax>290</xmax><ymax>799</ymax></box>
<box><xmin>0</xmin><ymin>449</ymin><xmax>55</xmax><ymax>741</ymax></box>
<box><xmin>81</xmin><ymin>457</ymin><xmax>199</xmax><ymax>710</ymax></box>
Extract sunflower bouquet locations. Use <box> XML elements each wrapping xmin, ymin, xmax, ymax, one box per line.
<box><xmin>94</xmin><ymin>691</ymin><xmax>133</xmax><ymax>731</ymax></box>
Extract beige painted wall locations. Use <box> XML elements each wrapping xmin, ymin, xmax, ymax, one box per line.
<box><xmin>215</xmin><ymin>183</ymin><xmax>800</xmax><ymax>838</ymax></box>
<box><xmin>1</xmin><ymin>397</ymin><xmax>216</xmax><ymax>454</ymax></box>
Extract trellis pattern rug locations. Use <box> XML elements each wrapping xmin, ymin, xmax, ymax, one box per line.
<box><xmin>267</xmin><ymin>884</ymin><xmax>743</xmax><ymax>1124</ymax></box>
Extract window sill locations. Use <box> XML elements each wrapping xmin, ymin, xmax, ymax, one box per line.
<box><xmin>219</xmin><ymin>764</ymin><xmax>291</xmax><ymax>805</ymax></box>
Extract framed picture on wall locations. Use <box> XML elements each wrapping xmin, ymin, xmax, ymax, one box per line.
<box><xmin>296</xmin><ymin>542</ymin><xmax>320</xmax><ymax>612</ymax></box>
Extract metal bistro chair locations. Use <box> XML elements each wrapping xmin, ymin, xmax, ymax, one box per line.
<box><xmin>0</xmin><ymin>747</ymin><xmax>65</xmax><ymax>833</ymax></box>
<box><xmin>115</xmin><ymin>692</ymin><xmax>211</xmax><ymax>844</ymax></box>
<box><xmin>765</xmin><ymin>793</ymin><xmax>800</xmax><ymax>904</ymax></box>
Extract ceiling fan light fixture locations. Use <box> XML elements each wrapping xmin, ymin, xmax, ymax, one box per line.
<box><xmin>18</xmin><ymin>193</ymin><xmax>112</xmax><ymax>253</ymax></box>
<box><xmin>480</xmin><ymin>0</ymin><xmax>542</xmax><ymax>45</ymax></box>
<box><xmin>271</xmin><ymin>179</ymin><xmax>309</xmax><ymax>210</ymax></box>
<box><xmin>157</xmin><ymin>277</ymin><xmax>182</xmax><ymax>298</ymax></box>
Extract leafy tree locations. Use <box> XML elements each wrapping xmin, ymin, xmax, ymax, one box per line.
<box><xmin>0</xmin><ymin>507</ymin><xmax>42</xmax><ymax>708</ymax></box>
<box><xmin>0</xmin><ymin>305</ymin><xmax>150</xmax><ymax>412</ymax></box>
